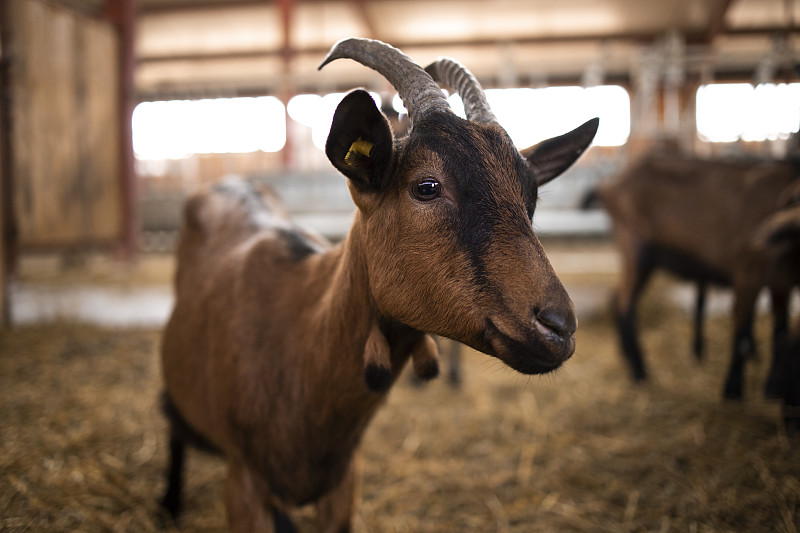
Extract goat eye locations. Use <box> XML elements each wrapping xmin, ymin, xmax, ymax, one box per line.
<box><xmin>412</xmin><ymin>178</ymin><xmax>441</xmax><ymax>201</ymax></box>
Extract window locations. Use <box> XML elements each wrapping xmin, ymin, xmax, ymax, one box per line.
<box><xmin>696</xmin><ymin>83</ymin><xmax>800</xmax><ymax>142</ymax></box>
<box><xmin>394</xmin><ymin>85</ymin><xmax>630</xmax><ymax>148</ymax></box>
<box><xmin>132</xmin><ymin>96</ymin><xmax>286</xmax><ymax>160</ymax></box>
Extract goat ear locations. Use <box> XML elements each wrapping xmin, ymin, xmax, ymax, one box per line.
<box><xmin>522</xmin><ymin>117</ymin><xmax>599</xmax><ymax>187</ymax></box>
<box><xmin>326</xmin><ymin>90</ymin><xmax>394</xmax><ymax>192</ymax></box>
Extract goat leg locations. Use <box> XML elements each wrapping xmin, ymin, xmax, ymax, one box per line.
<box><xmin>446</xmin><ymin>338</ymin><xmax>462</xmax><ymax>387</ymax></box>
<box><xmin>765</xmin><ymin>288</ymin><xmax>790</xmax><ymax>399</ymax></box>
<box><xmin>226</xmin><ymin>460</ymin><xmax>287</xmax><ymax>533</ymax></box>
<box><xmin>693</xmin><ymin>282</ymin><xmax>707</xmax><ymax>361</ymax></box>
<box><xmin>159</xmin><ymin>424</ymin><xmax>186</xmax><ymax>522</ymax></box>
<box><xmin>613</xmin><ymin>239</ymin><xmax>655</xmax><ymax>381</ymax></box>
<box><xmin>316</xmin><ymin>453</ymin><xmax>362</xmax><ymax>533</ymax></box>
<box><xmin>723</xmin><ymin>284</ymin><xmax>758</xmax><ymax>399</ymax></box>
<box><xmin>411</xmin><ymin>334</ymin><xmax>440</xmax><ymax>382</ymax></box>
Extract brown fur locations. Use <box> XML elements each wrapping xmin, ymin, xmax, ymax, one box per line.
<box><xmin>597</xmin><ymin>152</ymin><xmax>800</xmax><ymax>397</ymax></box>
<box><xmin>161</xmin><ymin>76</ymin><xmax>597</xmax><ymax>530</ymax></box>
<box><xmin>751</xmin><ymin>203</ymin><xmax>800</xmax><ymax>427</ymax></box>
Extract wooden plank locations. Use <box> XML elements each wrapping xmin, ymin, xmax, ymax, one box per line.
<box><xmin>10</xmin><ymin>0</ymin><xmax>122</xmax><ymax>249</ymax></box>
<box><xmin>0</xmin><ymin>0</ymin><xmax>13</xmax><ymax>325</ymax></box>
<box><xmin>79</xmin><ymin>18</ymin><xmax>122</xmax><ymax>242</ymax></box>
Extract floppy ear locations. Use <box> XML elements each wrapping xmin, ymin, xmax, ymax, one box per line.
<box><xmin>522</xmin><ymin>117</ymin><xmax>599</xmax><ymax>187</ymax></box>
<box><xmin>326</xmin><ymin>90</ymin><xmax>394</xmax><ymax>192</ymax></box>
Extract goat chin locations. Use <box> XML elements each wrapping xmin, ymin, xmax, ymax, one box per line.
<box><xmin>481</xmin><ymin>319</ymin><xmax>575</xmax><ymax>375</ymax></box>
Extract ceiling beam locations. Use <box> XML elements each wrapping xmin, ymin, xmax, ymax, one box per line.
<box><xmin>138</xmin><ymin>0</ymin><xmax>468</xmax><ymax>15</ymax></box>
<box><xmin>137</xmin><ymin>31</ymin><xmax>664</xmax><ymax>65</ymax></box>
<box><xmin>140</xmin><ymin>0</ymin><xmax>269</xmax><ymax>15</ymax></box>
<box><xmin>703</xmin><ymin>0</ymin><xmax>734</xmax><ymax>44</ymax></box>
<box><xmin>138</xmin><ymin>25</ymin><xmax>800</xmax><ymax>66</ymax></box>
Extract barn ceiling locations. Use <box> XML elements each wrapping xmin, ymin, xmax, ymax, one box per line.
<box><xmin>84</xmin><ymin>0</ymin><xmax>800</xmax><ymax>98</ymax></box>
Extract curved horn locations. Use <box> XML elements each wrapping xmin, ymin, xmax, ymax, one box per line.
<box><xmin>319</xmin><ymin>38</ymin><xmax>451</xmax><ymax>124</ymax></box>
<box><xmin>425</xmin><ymin>57</ymin><xmax>497</xmax><ymax>125</ymax></box>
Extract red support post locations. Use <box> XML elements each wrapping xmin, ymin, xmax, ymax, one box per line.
<box><xmin>278</xmin><ymin>0</ymin><xmax>294</xmax><ymax>172</ymax></box>
<box><xmin>0</xmin><ymin>0</ymin><xmax>15</xmax><ymax>326</ymax></box>
<box><xmin>104</xmin><ymin>0</ymin><xmax>138</xmax><ymax>259</ymax></box>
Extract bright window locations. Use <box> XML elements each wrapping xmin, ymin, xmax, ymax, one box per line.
<box><xmin>696</xmin><ymin>83</ymin><xmax>800</xmax><ymax>142</ymax></box>
<box><xmin>394</xmin><ymin>85</ymin><xmax>630</xmax><ymax>147</ymax></box>
<box><xmin>133</xmin><ymin>96</ymin><xmax>286</xmax><ymax>159</ymax></box>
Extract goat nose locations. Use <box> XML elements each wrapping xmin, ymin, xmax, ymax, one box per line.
<box><xmin>534</xmin><ymin>307</ymin><xmax>577</xmax><ymax>339</ymax></box>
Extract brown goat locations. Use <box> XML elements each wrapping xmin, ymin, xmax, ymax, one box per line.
<box><xmin>159</xmin><ymin>38</ymin><xmax>598</xmax><ymax>532</ymax></box>
<box><xmin>751</xmin><ymin>203</ymin><xmax>800</xmax><ymax>429</ymax></box>
<box><xmin>597</xmin><ymin>151</ymin><xmax>799</xmax><ymax>399</ymax></box>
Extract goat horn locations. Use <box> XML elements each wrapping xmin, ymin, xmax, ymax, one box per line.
<box><xmin>425</xmin><ymin>57</ymin><xmax>497</xmax><ymax>125</ymax></box>
<box><xmin>319</xmin><ymin>38</ymin><xmax>451</xmax><ymax>124</ymax></box>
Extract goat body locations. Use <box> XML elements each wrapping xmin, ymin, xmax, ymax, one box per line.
<box><xmin>163</xmin><ymin>181</ymin><xmax>385</xmax><ymax>504</ymax></box>
<box><xmin>598</xmin><ymin>151</ymin><xmax>799</xmax><ymax>398</ymax></box>
<box><xmin>160</xmin><ymin>39</ymin><xmax>598</xmax><ymax>532</ymax></box>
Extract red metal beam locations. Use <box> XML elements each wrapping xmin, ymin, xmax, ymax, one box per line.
<box><xmin>0</xmin><ymin>0</ymin><xmax>15</xmax><ymax>325</ymax></box>
<box><xmin>138</xmin><ymin>22</ymin><xmax>800</xmax><ymax>67</ymax></box>
<box><xmin>137</xmin><ymin>31</ymin><xmax>664</xmax><ymax>65</ymax></box>
<box><xmin>141</xmin><ymin>0</ymin><xmax>269</xmax><ymax>15</ymax></box>
<box><xmin>278</xmin><ymin>0</ymin><xmax>294</xmax><ymax>170</ymax></box>
<box><xmin>105</xmin><ymin>0</ymin><xmax>139</xmax><ymax>259</ymax></box>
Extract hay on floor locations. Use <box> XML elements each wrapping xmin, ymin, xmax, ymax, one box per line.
<box><xmin>1</xmin><ymin>295</ymin><xmax>798</xmax><ymax>532</ymax></box>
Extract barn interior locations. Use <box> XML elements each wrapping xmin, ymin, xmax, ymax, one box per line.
<box><xmin>1</xmin><ymin>1</ymin><xmax>799</xmax><ymax>531</ymax></box>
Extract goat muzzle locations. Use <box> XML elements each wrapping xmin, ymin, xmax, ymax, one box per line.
<box><xmin>483</xmin><ymin>304</ymin><xmax>576</xmax><ymax>375</ymax></box>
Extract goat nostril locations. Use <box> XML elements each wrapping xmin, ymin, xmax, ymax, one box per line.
<box><xmin>535</xmin><ymin>307</ymin><xmax>576</xmax><ymax>338</ymax></box>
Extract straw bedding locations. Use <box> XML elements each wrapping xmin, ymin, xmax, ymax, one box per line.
<box><xmin>1</xmin><ymin>295</ymin><xmax>798</xmax><ymax>532</ymax></box>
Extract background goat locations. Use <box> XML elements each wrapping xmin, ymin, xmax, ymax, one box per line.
<box><xmin>159</xmin><ymin>38</ymin><xmax>598</xmax><ymax>532</ymax></box>
<box><xmin>595</xmin><ymin>151</ymin><xmax>799</xmax><ymax>399</ymax></box>
<box><xmin>751</xmin><ymin>202</ymin><xmax>800</xmax><ymax>421</ymax></box>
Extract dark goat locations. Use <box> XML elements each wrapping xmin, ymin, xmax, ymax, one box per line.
<box><xmin>693</xmin><ymin>177</ymin><xmax>800</xmax><ymax>362</ymax></box>
<box><xmin>782</xmin><ymin>326</ymin><xmax>800</xmax><ymax>434</ymax></box>
<box><xmin>751</xmin><ymin>202</ymin><xmax>800</xmax><ymax>416</ymax></box>
<box><xmin>596</xmin><ymin>152</ymin><xmax>799</xmax><ymax>399</ymax></box>
<box><xmin>159</xmin><ymin>38</ymin><xmax>598</xmax><ymax>532</ymax></box>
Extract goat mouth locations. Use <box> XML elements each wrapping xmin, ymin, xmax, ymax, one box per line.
<box><xmin>483</xmin><ymin>319</ymin><xmax>575</xmax><ymax>375</ymax></box>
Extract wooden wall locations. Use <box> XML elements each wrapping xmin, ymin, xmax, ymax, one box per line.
<box><xmin>9</xmin><ymin>0</ymin><xmax>122</xmax><ymax>249</ymax></box>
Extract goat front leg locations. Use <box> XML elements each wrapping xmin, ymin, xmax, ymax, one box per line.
<box><xmin>765</xmin><ymin>288</ymin><xmax>790</xmax><ymax>399</ymax></box>
<box><xmin>446</xmin><ymin>338</ymin><xmax>462</xmax><ymax>387</ymax></box>
<box><xmin>614</xmin><ymin>238</ymin><xmax>655</xmax><ymax>381</ymax></box>
<box><xmin>411</xmin><ymin>334</ymin><xmax>440</xmax><ymax>381</ymax></box>
<box><xmin>226</xmin><ymin>460</ymin><xmax>292</xmax><ymax>533</ymax></box>
<box><xmin>159</xmin><ymin>422</ymin><xmax>186</xmax><ymax>522</ymax></box>
<box><xmin>316</xmin><ymin>453</ymin><xmax>362</xmax><ymax>533</ymax></box>
<box><xmin>692</xmin><ymin>281</ymin><xmax>707</xmax><ymax>361</ymax></box>
<box><xmin>723</xmin><ymin>283</ymin><xmax>758</xmax><ymax>400</ymax></box>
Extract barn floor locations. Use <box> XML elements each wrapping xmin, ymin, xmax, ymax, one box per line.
<box><xmin>1</xmin><ymin>243</ymin><xmax>799</xmax><ymax>532</ymax></box>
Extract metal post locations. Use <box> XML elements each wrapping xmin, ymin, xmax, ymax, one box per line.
<box><xmin>0</xmin><ymin>0</ymin><xmax>16</xmax><ymax>326</ymax></box>
<box><xmin>105</xmin><ymin>0</ymin><xmax>138</xmax><ymax>259</ymax></box>
<box><xmin>279</xmin><ymin>0</ymin><xmax>294</xmax><ymax>172</ymax></box>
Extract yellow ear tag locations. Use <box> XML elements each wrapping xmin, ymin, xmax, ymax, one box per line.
<box><xmin>345</xmin><ymin>138</ymin><xmax>373</xmax><ymax>166</ymax></box>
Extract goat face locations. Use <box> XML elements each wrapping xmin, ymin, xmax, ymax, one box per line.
<box><xmin>327</xmin><ymin>89</ymin><xmax>597</xmax><ymax>374</ymax></box>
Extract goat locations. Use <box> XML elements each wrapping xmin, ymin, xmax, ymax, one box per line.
<box><xmin>596</xmin><ymin>151</ymin><xmax>799</xmax><ymax>399</ymax></box>
<box><xmin>692</xmin><ymin>175</ymin><xmax>800</xmax><ymax>362</ymax></box>
<box><xmin>782</xmin><ymin>324</ymin><xmax>800</xmax><ymax>434</ymax></box>
<box><xmin>751</xmin><ymin>202</ymin><xmax>800</xmax><ymax>416</ymax></box>
<box><xmin>159</xmin><ymin>38</ymin><xmax>599</xmax><ymax>532</ymax></box>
